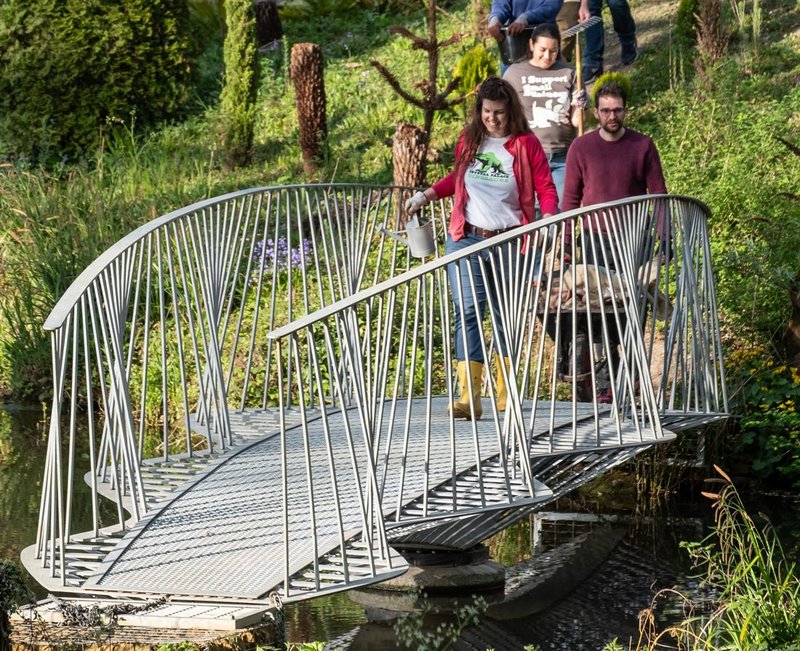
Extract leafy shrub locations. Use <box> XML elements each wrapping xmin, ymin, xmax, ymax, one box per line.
<box><xmin>634</xmin><ymin>467</ymin><xmax>800</xmax><ymax>649</ymax></box>
<box><xmin>727</xmin><ymin>344</ymin><xmax>800</xmax><ymax>489</ymax></box>
<box><xmin>674</xmin><ymin>0</ymin><xmax>700</xmax><ymax>47</ymax></box>
<box><xmin>393</xmin><ymin>593</ymin><xmax>488</xmax><ymax>651</ymax></box>
<box><xmin>0</xmin><ymin>0</ymin><xmax>195</xmax><ymax>163</ymax></box>
<box><xmin>0</xmin><ymin>559</ymin><xmax>33</xmax><ymax>649</ymax></box>
<box><xmin>591</xmin><ymin>71</ymin><xmax>633</xmax><ymax>106</ymax></box>
<box><xmin>632</xmin><ymin>47</ymin><xmax>800</xmax><ymax>339</ymax></box>
<box><xmin>453</xmin><ymin>43</ymin><xmax>498</xmax><ymax>98</ymax></box>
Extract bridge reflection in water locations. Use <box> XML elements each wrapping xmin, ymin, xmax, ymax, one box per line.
<box><xmin>22</xmin><ymin>185</ymin><xmax>727</xmax><ymax>612</ymax></box>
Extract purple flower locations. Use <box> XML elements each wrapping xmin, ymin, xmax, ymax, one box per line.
<box><xmin>253</xmin><ymin>237</ymin><xmax>314</xmax><ymax>274</ymax></box>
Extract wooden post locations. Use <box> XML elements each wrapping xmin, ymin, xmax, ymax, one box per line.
<box><xmin>392</xmin><ymin>123</ymin><xmax>429</xmax><ymax>227</ymax></box>
<box><xmin>254</xmin><ymin>0</ymin><xmax>283</xmax><ymax>47</ymax></box>
<box><xmin>290</xmin><ymin>43</ymin><xmax>328</xmax><ymax>175</ymax></box>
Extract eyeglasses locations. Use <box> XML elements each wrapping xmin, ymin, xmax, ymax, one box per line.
<box><xmin>598</xmin><ymin>107</ymin><xmax>626</xmax><ymax>116</ymax></box>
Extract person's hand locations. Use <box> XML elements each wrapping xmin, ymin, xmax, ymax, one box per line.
<box><xmin>507</xmin><ymin>20</ymin><xmax>527</xmax><ymax>35</ymax></box>
<box><xmin>571</xmin><ymin>88</ymin><xmax>587</xmax><ymax>109</ymax></box>
<box><xmin>404</xmin><ymin>191</ymin><xmax>428</xmax><ymax>215</ymax></box>
<box><xmin>488</xmin><ymin>21</ymin><xmax>503</xmax><ymax>40</ymax></box>
<box><xmin>579</xmin><ymin>5</ymin><xmax>591</xmax><ymax>22</ymax></box>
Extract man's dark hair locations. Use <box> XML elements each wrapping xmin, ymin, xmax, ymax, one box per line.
<box><xmin>595</xmin><ymin>81</ymin><xmax>628</xmax><ymax>107</ymax></box>
<box><xmin>531</xmin><ymin>22</ymin><xmax>561</xmax><ymax>44</ymax></box>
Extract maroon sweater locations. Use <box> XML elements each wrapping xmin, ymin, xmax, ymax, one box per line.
<box><xmin>561</xmin><ymin>127</ymin><xmax>667</xmax><ymax>247</ymax></box>
<box><xmin>562</xmin><ymin>128</ymin><xmax>667</xmax><ymax>210</ymax></box>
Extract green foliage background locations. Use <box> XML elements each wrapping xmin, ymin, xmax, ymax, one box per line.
<box><xmin>635</xmin><ymin>50</ymin><xmax>800</xmax><ymax>339</ymax></box>
<box><xmin>0</xmin><ymin>0</ymin><xmax>195</xmax><ymax>163</ymax></box>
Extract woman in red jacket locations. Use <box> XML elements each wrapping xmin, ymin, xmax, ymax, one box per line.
<box><xmin>405</xmin><ymin>77</ymin><xmax>558</xmax><ymax>420</ymax></box>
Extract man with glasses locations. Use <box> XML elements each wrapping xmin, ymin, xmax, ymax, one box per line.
<box><xmin>562</xmin><ymin>81</ymin><xmax>665</xmax><ymax>214</ymax></box>
<box><xmin>560</xmin><ymin>80</ymin><xmax>667</xmax><ymax>402</ymax></box>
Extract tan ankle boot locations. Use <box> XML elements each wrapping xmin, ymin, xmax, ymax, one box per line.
<box><xmin>451</xmin><ymin>361</ymin><xmax>483</xmax><ymax>420</ymax></box>
<box><xmin>494</xmin><ymin>356</ymin><xmax>512</xmax><ymax>411</ymax></box>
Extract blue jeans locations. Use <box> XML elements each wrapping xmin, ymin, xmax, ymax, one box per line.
<box><xmin>583</xmin><ymin>0</ymin><xmax>637</xmax><ymax>70</ymax></box>
<box><xmin>546</xmin><ymin>151</ymin><xmax>567</xmax><ymax>208</ymax></box>
<box><xmin>446</xmin><ymin>234</ymin><xmax>518</xmax><ymax>364</ymax></box>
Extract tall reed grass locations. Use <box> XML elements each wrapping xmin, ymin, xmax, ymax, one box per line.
<box><xmin>628</xmin><ymin>466</ymin><xmax>800</xmax><ymax>650</ymax></box>
<box><xmin>0</xmin><ymin>117</ymin><xmax>245</xmax><ymax>399</ymax></box>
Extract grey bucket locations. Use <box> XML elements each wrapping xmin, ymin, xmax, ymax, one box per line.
<box><xmin>497</xmin><ymin>25</ymin><xmax>534</xmax><ymax>65</ymax></box>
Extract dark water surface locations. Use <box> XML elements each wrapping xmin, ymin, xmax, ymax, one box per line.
<box><xmin>2</xmin><ymin>405</ymin><xmax>798</xmax><ymax>650</ymax></box>
<box><xmin>1</xmin><ymin>404</ymin><xmax>51</xmax><ymax>595</ymax></box>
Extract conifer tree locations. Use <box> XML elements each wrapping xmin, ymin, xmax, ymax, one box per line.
<box><xmin>221</xmin><ymin>0</ymin><xmax>261</xmax><ymax>168</ymax></box>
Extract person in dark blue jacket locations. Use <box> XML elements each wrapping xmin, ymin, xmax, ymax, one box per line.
<box><xmin>487</xmin><ymin>0</ymin><xmax>564</xmax><ymax>40</ymax></box>
<box><xmin>488</xmin><ymin>0</ymin><xmax>564</xmax><ymax>72</ymax></box>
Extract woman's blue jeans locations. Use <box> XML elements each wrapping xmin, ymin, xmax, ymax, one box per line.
<box><xmin>445</xmin><ymin>233</ymin><xmax>520</xmax><ymax>364</ymax></box>
<box><xmin>546</xmin><ymin>150</ymin><xmax>568</xmax><ymax>207</ymax></box>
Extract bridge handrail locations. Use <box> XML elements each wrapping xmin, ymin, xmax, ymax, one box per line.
<box><xmin>267</xmin><ymin>194</ymin><xmax>710</xmax><ymax>341</ymax></box>
<box><xmin>44</xmin><ymin>189</ymin><xmax>709</xmax><ymax>332</ymax></box>
<box><xmin>42</xmin><ymin>183</ymin><xmax>418</xmax><ymax>331</ymax></box>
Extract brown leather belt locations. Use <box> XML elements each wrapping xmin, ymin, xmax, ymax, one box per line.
<box><xmin>464</xmin><ymin>222</ymin><xmax>518</xmax><ymax>238</ymax></box>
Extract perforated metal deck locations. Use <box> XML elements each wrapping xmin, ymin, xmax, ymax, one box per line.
<box><xmin>78</xmin><ymin>398</ymin><xmax>668</xmax><ymax>601</ymax></box>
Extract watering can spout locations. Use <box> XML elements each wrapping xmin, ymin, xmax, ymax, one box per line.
<box><xmin>379</xmin><ymin>214</ymin><xmax>436</xmax><ymax>258</ymax></box>
<box><xmin>380</xmin><ymin>227</ymin><xmax>408</xmax><ymax>246</ymax></box>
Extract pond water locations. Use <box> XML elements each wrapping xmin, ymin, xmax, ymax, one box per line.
<box><xmin>2</xmin><ymin>404</ymin><xmax>798</xmax><ymax>650</ymax></box>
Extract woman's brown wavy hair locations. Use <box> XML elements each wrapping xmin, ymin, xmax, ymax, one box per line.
<box><xmin>455</xmin><ymin>77</ymin><xmax>532</xmax><ymax>176</ymax></box>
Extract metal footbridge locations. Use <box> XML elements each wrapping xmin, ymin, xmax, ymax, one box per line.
<box><xmin>22</xmin><ymin>184</ymin><xmax>727</xmax><ymax>611</ymax></box>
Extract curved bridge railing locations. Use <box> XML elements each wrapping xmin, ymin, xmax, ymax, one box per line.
<box><xmin>26</xmin><ymin>184</ymin><xmax>727</xmax><ymax>602</ymax></box>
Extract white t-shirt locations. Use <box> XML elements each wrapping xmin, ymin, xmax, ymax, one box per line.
<box><xmin>464</xmin><ymin>137</ymin><xmax>521</xmax><ymax>231</ymax></box>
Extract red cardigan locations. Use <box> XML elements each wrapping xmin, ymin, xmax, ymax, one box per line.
<box><xmin>432</xmin><ymin>132</ymin><xmax>559</xmax><ymax>241</ymax></box>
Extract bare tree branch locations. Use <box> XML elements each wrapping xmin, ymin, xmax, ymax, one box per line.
<box><xmin>438</xmin><ymin>34</ymin><xmax>462</xmax><ymax>48</ymax></box>
<box><xmin>388</xmin><ymin>25</ymin><xmax>430</xmax><ymax>50</ymax></box>
<box><xmin>370</xmin><ymin>60</ymin><xmax>425</xmax><ymax>108</ymax></box>
<box><xmin>435</xmin><ymin>76</ymin><xmax>464</xmax><ymax>108</ymax></box>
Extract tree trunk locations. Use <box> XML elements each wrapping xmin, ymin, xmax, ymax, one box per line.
<box><xmin>782</xmin><ymin>275</ymin><xmax>800</xmax><ymax>369</ymax></box>
<box><xmin>1</xmin><ymin>610</ymin><xmax>9</xmax><ymax>651</ymax></box>
<box><xmin>393</xmin><ymin>123</ymin><xmax>428</xmax><ymax>188</ymax></box>
<box><xmin>290</xmin><ymin>43</ymin><xmax>328</xmax><ymax>175</ymax></box>
<box><xmin>254</xmin><ymin>0</ymin><xmax>282</xmax><ymax>47</ymax></box>
<box><xmin>392</xmin><ymin>123</ymin><xmax>429</xmax><ymax>228</ymax></box>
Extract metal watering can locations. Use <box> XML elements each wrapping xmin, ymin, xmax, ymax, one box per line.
<box><xmin>380</xmin><ymin>215</ymin><xmax>436</xmax><ymax>258</ymax></box>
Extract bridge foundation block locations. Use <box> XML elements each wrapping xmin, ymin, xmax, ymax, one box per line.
<box><xmin>349</xmin><ymin>545</ymin><xmax>505</xmax><ymax>617</ymax></box>
<box><xmin>9</xmin><ymin>599</ymin><xmax>285</xmax><ymax>651</ymax></box>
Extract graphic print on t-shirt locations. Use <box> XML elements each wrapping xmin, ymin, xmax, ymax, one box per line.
<box><xmin>463</xmin><ymin>137</ymin><xmax>519</xmax><ymax>230</ymax></box>
<box><xmin>467</xmin><ymin>152</ymin><xmax>510</xmax><ymax>183</ymax></box>
<box><xmin>521</xmin><ymin>74</ymin><xmax>570</xmax><ymax>129</ymax></box>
